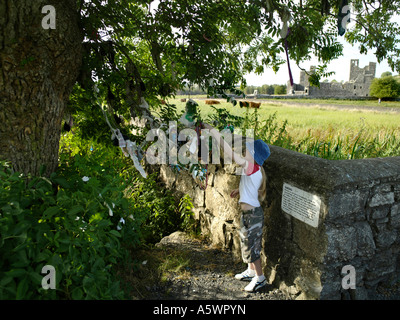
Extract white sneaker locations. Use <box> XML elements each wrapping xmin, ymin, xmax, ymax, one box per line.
<box><xmin>234</xmin><ymin>269</ymin><xmax>255</xmax><ymax>281</ymax></box>
<box><xmin>244</xmin><ymin>275</ymin><xmax>267</xmax><ymax>292</ymax></box>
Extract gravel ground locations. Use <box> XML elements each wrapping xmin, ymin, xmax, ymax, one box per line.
<box><xmin>139</xmin><ymin>232</ymin><xmax>294</xmax><ymax>300</ymax></box>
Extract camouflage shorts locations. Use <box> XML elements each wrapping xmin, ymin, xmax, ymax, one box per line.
<box><xmin>239</xmin><ymin>206</ymin><xmax>264</xmax><ymax>264</ymax></box>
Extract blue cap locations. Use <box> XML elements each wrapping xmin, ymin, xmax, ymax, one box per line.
<box><xmin>246</xmin><ymin>139</ymin><xmax>271</xmax><ymax>166</ymax></box>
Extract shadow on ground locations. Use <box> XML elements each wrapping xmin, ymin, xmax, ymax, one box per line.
<box><xmin>119</xmin><ymin>231</ymin><xmax>292</xmax><ymax>300</ymax></box>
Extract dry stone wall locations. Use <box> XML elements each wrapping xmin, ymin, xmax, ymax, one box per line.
<box><xmin>158</xmin><ymin>146</ymin><xmax>400</xmax><ymax>300</ymax></box>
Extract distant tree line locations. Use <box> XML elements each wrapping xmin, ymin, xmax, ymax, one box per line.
<box><xmin>243</xmin><ymin>84</ymin><xmax>287</xmax><ymax>95</ymax></box>
<box><xmin>177</xmin><ymin>83</ymin><xmax>288</xmax><ymax>96</ymax></box>
<box><xmin>177</xmin><ymin>74</ymin><xmax>400</xmax><ymax>100</ymax></box>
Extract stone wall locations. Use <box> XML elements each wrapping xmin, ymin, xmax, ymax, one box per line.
<box><xmin>159</xmin><ymin>146</ymin><xmax>400</xmax><ymax>299</ymax></box>
<box><xmin>159</xmin><ymin>162</ymin><xmax>243</xmax><ymax>260</ymax></box>
<box><xmin>305</xmin><ymin>81</ymin><xmax>373</xmax><ymax>98</ymax></box>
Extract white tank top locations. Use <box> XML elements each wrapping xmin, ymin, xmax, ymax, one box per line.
<box><xmin>238</xmin><ymin>163</ymin><xmax>262</xmax><ymax>207</ymax></box>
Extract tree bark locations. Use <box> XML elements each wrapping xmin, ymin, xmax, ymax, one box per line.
<box><xmin>0</xmin><ymin>0</ymin><xmax>82</xmax><ymax>177</ymax></box>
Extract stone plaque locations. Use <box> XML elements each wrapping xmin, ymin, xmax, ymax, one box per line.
<box><xmin>281</xmin><ymin>183</ymin><xmax>321</xmax><ymax>228</ymax></box>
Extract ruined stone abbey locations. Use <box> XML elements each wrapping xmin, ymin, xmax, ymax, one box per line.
<box><xmin>287</xmin><ymin>59</ymin><xmax>376</xmax><ymax>98</ymax></box>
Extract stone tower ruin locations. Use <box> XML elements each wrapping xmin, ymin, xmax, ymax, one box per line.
<box><xmin>288</xmin><ymin>59</ymin><xmax>377</xmax><ymax>98</ymax></box>
<box><xmin>349</xmin><ymin>59</ymin><xmax>376</xmax><ymax>83</ymax></box>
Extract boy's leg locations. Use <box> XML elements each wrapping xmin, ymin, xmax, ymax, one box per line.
<box><xmin>239</xmin><ymin>208</ymin><xmax>263</xmax><ymax>264</ymax></box>
<box><xmin>251</xmin><ymin>259</ymin><xmax>263</xmax><ymax>277</ymax></box>
<box><xmin>235</xmin><ymin>215</ymin><xmax>257</xmax><ymax>281</ymax></box>
<box><xmin>245</xmin><ymin>259</ymin><xmax>266</xmax><ymax>292</ymax></box>
<box><xmin>241</xmin><ymin>207</ymin><xmax>266</xmax><ymax>292</ymax></box>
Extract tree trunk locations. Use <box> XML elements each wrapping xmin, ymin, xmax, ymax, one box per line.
<box><xmin>0</xmin><ymin>0</ymin><xmax>82</xmax><ymax>177</ymax></box>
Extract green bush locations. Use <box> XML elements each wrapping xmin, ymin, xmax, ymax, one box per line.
<box><xmin>0</xmin><ymin>138</ymin><xmax>143</xmax><ymax>299</ymax></box>
<box><xmin>369</xmin><ymin>76</ymin><xmax>400</xmax><ymax>99</ymax></box>
<box><xmin>0</xmin><ymin>133</ymin><xmax>195</xmax><ymax>299</ymax></box>
<box><xmin>0</xmin><ymin>166</ymin><xmax>124</xmax><ymax>299</ymax></box>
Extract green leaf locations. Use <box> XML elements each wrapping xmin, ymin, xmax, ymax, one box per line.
<box><xmin>53</xmin><ymin>177</ymin><xmax>70</xmax><ymax>189</ymax></box>
<box><xmin>39</xmin><ymin>165</ymin><xmax>46</xmax><ymax>177</ymax></box>
<box><xmin>11</xmin><ymin>249</ymin><xmax>29</xmax><ymax>268</ymax></box>
<box><xmin>16</xmin><ymin>276</ymin><xmax>29</xmax><ymax>300</ymax></box>
<box><xmin>71</xmin><ymin>287</ymin><xmax>84</xmax><ymax>300</ymax></box>
<box><xmin>42</xmin><ymin>206</ymin><xmax>60</xmax><ymax>219</ymax></box>
<box><xmin>67</xmin><ymin>205</ymin><xmax>84</xmax><ymax>216</ymax></box>
<box><xmin>29</xmin><ymin>270</ymin><xmax>44</xmax><ymax>286</ymax></box>
<box><xmin>5</xmin><ymin>269</ymin><xmax>26</xmax><ymax>278</ymax></box>
<box><xmin>109</xmin><ymin>230</ymin><xmax>121</xmax><ymax>238</ymax></box>
<box><xmin>40</xmin><ymin>176</ymin><xmax>52</xmax><ymax>185</ymax></box>
<box><xmin>0</xmin><ymin>276</ymin><xmax>13</xmax><ymax>287</ymax></box>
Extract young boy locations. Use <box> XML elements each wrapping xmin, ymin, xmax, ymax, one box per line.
<box><xmin>204</xmin><ymin>124</ymin><xmax>270</xmax><ymax>292</ymax></box>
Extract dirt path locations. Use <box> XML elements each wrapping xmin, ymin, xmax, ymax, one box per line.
<box><xmin>124</xmin><ymin>231</ymin><xmax>400</xmax><ymax>300</ymax></box>
<box><xmin>126</xmin><ymin>231</ymin><xmax>293</xmax><ymax>300</ymax></box>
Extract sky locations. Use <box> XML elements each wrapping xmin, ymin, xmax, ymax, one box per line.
<box><xmin>243</xmin><ymin>37</ymin><xmax>396</xmax><ymax>86</ymax></box>
<box><xmin>244</xmin><ymin>10</ymin><xmax>400</xmax><ymax>86</ymax></box>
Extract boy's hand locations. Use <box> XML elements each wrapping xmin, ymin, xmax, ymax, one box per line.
<box><xmin>230</xmin><ymin>189</ymin><xmax>239</xmax><ymax>198</ymax></box>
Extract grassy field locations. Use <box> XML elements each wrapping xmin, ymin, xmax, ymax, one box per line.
<box><xmin>261</xmin><ymin>98</ymin><xmax>400</xmax><ymax>109</ymax></box>
<box><xmin>174</xmin><ymin>94</ymin><xmax>400</xmax><ymax>109</ymax></box>
<box><xmin>153</xmin><ymin>96</ymin><xmax>400</xmax><ymax>159</ymax></box>
<box><xmin>166</xmin><ymin>96</ymin><xmax>399</xmax><ymax>130</ymax></box>
<box><xmin>255</xmin><ymin>102</ymin><xmax>399</xmax><ymax>132</ymax></box>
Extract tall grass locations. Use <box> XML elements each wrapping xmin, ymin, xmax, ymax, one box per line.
<box><xmin>255</xmin><ymin>114</ymin><xmax>400</xmax><ymax>159</ymax></box>
<box><xmin>160</xmin><ymin>98</ymin><xmax>400</xmax><ymax>160</ymax></box>
<box><xmin>243</xmin><ymin>109</ymin><xmax>400</xmax><ymax>159</ymax></box>
<box><xmin>284</xmin><ymin>128</ymin><xmax>400</xmax><ymax>159</ymax></box>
